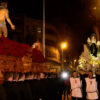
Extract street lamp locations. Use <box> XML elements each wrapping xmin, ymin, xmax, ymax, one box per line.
<box><xmin>43</xmin><ymin>0</ymin><xmax>45</xmax><ymax>57</ymax></box>
<box><xmin>61</xmin><ymin>42</ymin><xmax>67</xmax><ymax>70</ymax></box>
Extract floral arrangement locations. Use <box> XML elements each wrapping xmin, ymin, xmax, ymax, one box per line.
<box><xmin>0</xmin><ymin>37</ymin><xmax>30</xmax><ymax>57</ymax></box>
<box><xmin>78</xmin><ymin>34</ymin><xmax>100</xmax><ymax>71</ymax></box>
<box><xmin>0</xmin><ymin>37</ymin><xmax>46</xmax><ymax>62</ymax></box>
<box><xmin>32</xmin><ymin>48</ymin><xmax>46</xmax><ymax>63</ymax></box>
<box><xmin>0</xmin><ymin>37</ymin><xmax>47</xmax><ymax>73</ymax></box>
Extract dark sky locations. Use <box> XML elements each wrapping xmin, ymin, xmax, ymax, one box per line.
<box><xmin>5</xmin><ymin>0</ymin><xmax>99</xmax><ymax>58</ymax></box>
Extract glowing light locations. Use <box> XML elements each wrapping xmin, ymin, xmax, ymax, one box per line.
<box><xmin>61</xmin><ymin>72</ymin><xmax>69</xmax><ymax>79</ymax></box>
<box><xmin>93</xmin><ymin>6</ymin><xmax>97</xmax><ymax>10</ymax></box>
<box><xmin>74</xmin><ymin>59</ymin><xmax>77</xmax><ymax>62</ymax></box>
<box><xmin>61</xmin><ymin>42</ymin><xmax>67</xmax><ymax>49</ymax></box>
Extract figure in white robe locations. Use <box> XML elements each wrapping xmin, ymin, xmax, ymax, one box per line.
<box><xmin>85</xmin><ymin>71</ymin><xmax>99</xmax><ymax>100</ymax></box>
<box><xmin>85</xmin><ymin>77</ymin><xmax>98</xmax><ymax>100</ymax></box>
<box><xmin>70</xmin><ymin>77</ymin><xmax>82</xmax><ymax>98</ymax></box>
<box><xmin>70</xmin><ymin>71</ymin><xmax>82</xmax><ymax>100</ymax></box>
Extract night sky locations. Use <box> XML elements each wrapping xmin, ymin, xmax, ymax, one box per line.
<box><xmin>3</xmin><ymin>0</ymin><xmax>99</xmax><ymax>58</ymax></box>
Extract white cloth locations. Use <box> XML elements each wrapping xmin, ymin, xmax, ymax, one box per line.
<box><xmin>85</xmin><ymin>78</ymin><xmax>98</xmax><ymax>100</ymax></box>
<box><xmin>70</xmin><ymin>77</ymin><xmax>82</xmax><ymax>98</ymax></box>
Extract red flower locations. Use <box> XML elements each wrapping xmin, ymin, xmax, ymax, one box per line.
<box><xmin>0</xmin><ymin>37</ymin><xmax>31</xmax><ymax>57</ymax></box>
<box><xmin>32</xmin><ymin>48</ymin><xmax>46</xmax><ymax>63</ymax></box>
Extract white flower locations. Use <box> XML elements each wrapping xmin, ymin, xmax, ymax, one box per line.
<box><xmin>97</xmin><ymin>41</ymin><xmax>100</xmax><ymax>46</ymax></box>
<box><xmin>87</xmin><ymin>38</ymin><xmax>91</xmax><ymax>43</ymax></box>
<box><xmin>97</xmin><ymin>53</ymin><xmax>100</xmax><ymax>57</ymax></box>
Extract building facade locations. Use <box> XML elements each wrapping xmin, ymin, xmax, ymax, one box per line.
<box><xmin>8</xmin><ymin>16</ymin><xmax>61</xmax><ymax>73</ymax></box>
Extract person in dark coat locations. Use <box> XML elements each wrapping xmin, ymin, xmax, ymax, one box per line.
<box><xmin>80</xmin><ymin>73</ymin><xmax>87</xmax><ymax>100</ymax></box>
<box><xmin>96</xmin><ymin>74</ymin><xmax>100</xmax><ymax>100</ymax></box>
<box><xmin>38</xmin><ymin>73</ymin><xmax>47</xmax><ymax>100</ymax></box>
<box><xmin>24</xmin><ymin>72</ymin><xmax>33</xmax><ymax>100</ymax></box>
<box><xmin>0</xmin><ymin>71</ymin><xmax>6</xmax><ymax>100</ymax></box>
<box><xmin>29</xmin><ymin>73</ymin><xmax>40</xmax><ymax>100</ymax></box>
<box><xmin>3</xmin><ymin>72</ymin><xmax>21</xmax><ymax>100</ymax></box>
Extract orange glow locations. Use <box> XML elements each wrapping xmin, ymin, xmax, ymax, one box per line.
<box><xmin>61</xmin><ymin>42</ymin><xmax>68</xmax><ymax>49</ymax></box>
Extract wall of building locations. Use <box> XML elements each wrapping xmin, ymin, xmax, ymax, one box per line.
<box><xmin>8</xmin><ymin>16</ymin><xmax>61</xmax><ymax>73</ymax></box>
